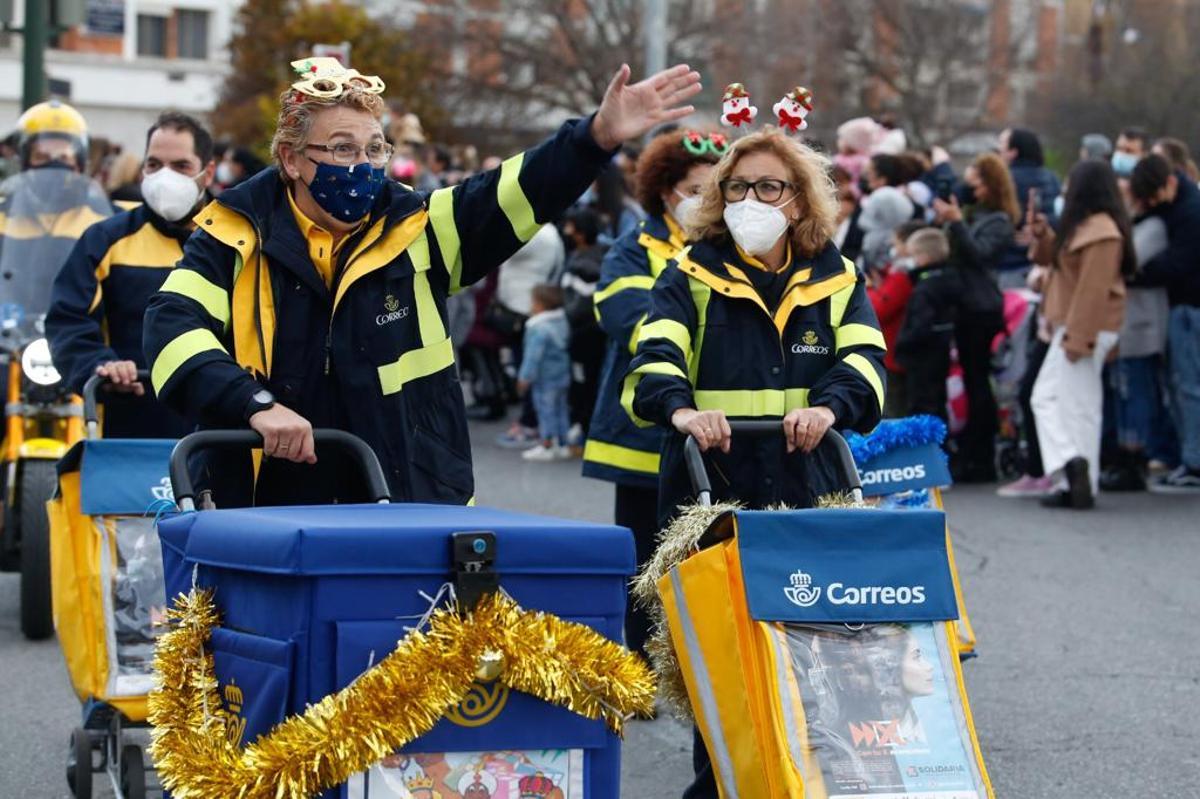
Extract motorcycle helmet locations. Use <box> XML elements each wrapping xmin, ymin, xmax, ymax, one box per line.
<box><xmin>16</xmin><ymin>99</ymin><xmax>89</xmax><ymax>172</ymax></box>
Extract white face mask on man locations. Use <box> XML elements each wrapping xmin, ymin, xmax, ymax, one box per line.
<box><xmin>723</xmin><ymin>195</ymin><xmax>796</xmax><ymax>255</ymax></box>
<box><xmin>142</xmin><ymin>167</ymin><xmax>203</xmax><ymax>222</ymax></box>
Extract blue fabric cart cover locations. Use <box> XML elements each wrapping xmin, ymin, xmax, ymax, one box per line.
<box><xmin>78</xmin><ymin>439</ymin><xmax>176</xmax><ymax>516</ymax></box>
<box><xmin>858</xmin><ymin>442</ymin><xmax>953</xmax><ymax>496</ymax></box>
<box><xmin>158</xmin><ymin>504</ymin><xmax>635</xmax><ymax>576</ymax></box>
<box><xmin>736</xmin><ymin>509</ymin><xmax>958</xmax><ymax>624</ymax></box>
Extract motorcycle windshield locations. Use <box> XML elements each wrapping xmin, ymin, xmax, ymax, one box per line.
<box><xmin>0</xmin><ymin>168</ymin><xmax>112</xmax><ymax>336</ymax></box>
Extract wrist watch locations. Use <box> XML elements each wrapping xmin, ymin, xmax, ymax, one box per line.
<box><xmin>244</xmin><ymin>388</ymin><xmax>276</xmax><ymax>421</ymax></box>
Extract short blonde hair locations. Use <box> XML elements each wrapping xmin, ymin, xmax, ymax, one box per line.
<box><xmin>269</xmin><ymin>87</ymin><xmax>385</xmax><ymax>177</ymax></box>
<box><xmin>686</xmin><ymin>127</ymin><xmax>838</xmax><ymax>258</ymax></box>
<box><xmin>906</xmin><ymin>227</ymin><xmax>950</xmax><ymax>264</ymax></box>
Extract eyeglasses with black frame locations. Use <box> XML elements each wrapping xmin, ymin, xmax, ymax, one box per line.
<box><xmin>305</xmin><ymin>141</ymin><xmax>394</xmax><ymax>168</ymax></box>
<box><xmin>719</xmin><ymin>178</ymin><xmax>796</xmax><ymax>204</ymax></box>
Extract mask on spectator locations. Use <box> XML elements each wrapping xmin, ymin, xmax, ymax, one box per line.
<box><xmin>673</xmin><ymin>190</ymin><xmax>702</xmax><ymax>227</ymax></box>
<box><xmin>723</xmin><ymin>197</ymin><xmax>794</xmax><ymax>256</ymax></box>
<box><xmin>142</xmin><ymin>166</ymin><xmax>203</xmax><ymax>222</ymax></box>
<box><xmin>892</xmin><ymin>256</ymin><xmax>917</xmax><ymax>272</ymax></box>
<box><xmin>1111</xmin><ymin>151</ymin><xmax>1139</xmax><ymax>177</ymax></box>
<box><xmin>1052</xmin><ymin>194</ymin><xmax>1065</xmax><ymax>219</ymax></box>
<box><xmin>216</xmin><ymin>161</ymin><xmax>236</xmax><ymax>185</ymax></box>
<box><xmin>307</xmin><ymin>159</ymin><xmax>384</xmax><ymax>223</ymax></box>
<box><xmin>959</xmin><ymin>184</ymin><xmax>977</xmax><ymax>206</ymax></box>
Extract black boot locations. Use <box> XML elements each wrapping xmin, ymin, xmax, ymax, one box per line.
<box><xmin>1099</xmin><ymin>449</ymin><xmax>1146</xmax><ymax>492</ymax></box>
<box><xmin>1042</xmin><ymin>457</ymin><xmax>1094</xmax><ymax>509</ymax></box>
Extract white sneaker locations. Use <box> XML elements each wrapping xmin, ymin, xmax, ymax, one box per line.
<box><xmin>522</xmin><ymin>444</ymin><xmax>558</xmax><ymax>462</ymax></box>
<box><xmin>566</xmin><ymin>423</ymin><xmax>584</xmax><ymax>447</ymax></box>
<box><xmin>553</xmin><ymin>445</ymin><xmax>574</xmax><ymax>461</ymax></box>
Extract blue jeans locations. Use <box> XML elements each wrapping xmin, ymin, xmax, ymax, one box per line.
<box><xmin>1168</xmin><ymin>306</ymin><xmax>1200</xmax><ymax>469</ymax></box>
<box><xmin>531</xmin><ymin>384</ymin><xmax>570</xmax><ymax>445</ymax></box>
<box><xmin>1107</xmin><ymin>354</ymin><xmax>1179</xmax><ymax>463</ymax></box>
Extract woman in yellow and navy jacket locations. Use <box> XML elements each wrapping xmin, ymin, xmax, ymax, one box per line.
<box><xmin>625</xmin><ymin>126</ymin><xmax>886</xmax><ymax>799</ymax></box>
<box><xmin>625</xmin><ymin>128</ymin><xmax>887</xmax><ymax>528</ymax></box>
<box><xmin>142</xmin><ymin>58</ymin><xmax>701</xmax><ymax>506</ymax></box>
<box><xmin>583</xmin><ymin>130</ymin><xmax>723</xmax><ymax>657</ymax></box>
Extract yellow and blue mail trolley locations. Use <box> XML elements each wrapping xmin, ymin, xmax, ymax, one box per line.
<box><xmin>157</xmin><ymin>431</ymin><xmax>635</xmax><ymax>799</ymax></box>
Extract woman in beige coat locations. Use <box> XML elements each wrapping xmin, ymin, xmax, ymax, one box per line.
<box><xmin>1029</xmin><ymin>159</ymin><xmax>1136</xmax><ymax>509</ymax></box>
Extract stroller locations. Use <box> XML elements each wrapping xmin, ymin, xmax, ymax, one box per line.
<box><xmin>642</xmin><ymin>422</ymin><xmax>992</xmax><ymax>798</ymax></box>
<box><xmin>47</xmin><ymin>371</ymin><xmax>173</xmax><ymax>799</ymax></box>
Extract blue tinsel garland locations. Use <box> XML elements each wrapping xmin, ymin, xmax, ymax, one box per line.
<box><xmin>844</xmin><ymin>415</ymin><xmax>947</xmax><ymax>467</ymax></box>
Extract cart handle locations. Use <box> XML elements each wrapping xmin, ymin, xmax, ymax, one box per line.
<box><xmin>684</xmin><ymin>420</ymin><xmax>862</xmax><ymax>507</ymax></box>
<box><xmin>82</xmin><ymin>369</ymin><xmax>151</xmax><ymax>439</ymax></box>
<box><xmin>169</xmin><ymin>429</ymin><xmax>392</xmax><ymax>511</ymax></box>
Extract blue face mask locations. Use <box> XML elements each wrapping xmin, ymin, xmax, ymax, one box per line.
<box><xmin>1111</xmin><ymin>151</ymin><xmax>1139</xmax><ymax>178</ymax></box>
<box><xmin>307</xmin><ymin>159</ymin><xmax>384</xmax><ymax>223</ymax></box>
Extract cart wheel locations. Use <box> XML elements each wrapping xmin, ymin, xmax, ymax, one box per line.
<box><xmin>120</xmin><ymin>744</ymin><xmax>145</xmax><ymax>799</ymax></box>
<box><xmin>66</xmin><ymin>728</ymin><xmax>93</xmax><ymax>798</ymax></box>
<box><xmin>19</xmin><ymin>459</ymin><xmax>59</xmax><ymax>640</ymax></box>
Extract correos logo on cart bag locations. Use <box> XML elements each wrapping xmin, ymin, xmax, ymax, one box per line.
<box><xmin>861</xmin><ymin>463</ymin><xmax>926</xmax><ymax>487</ymax></box>
<box><xmin>783</xmin><ymin>568</ymin><xmax>926</xmax><ymax>608</ymax></box>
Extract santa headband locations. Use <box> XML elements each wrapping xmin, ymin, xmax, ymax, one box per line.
<box><xmin>719</xmin><ymin>82</ymin><xmax>814</xmax><ymax>135</ymax></box>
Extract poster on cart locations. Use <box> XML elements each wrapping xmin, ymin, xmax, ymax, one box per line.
<box><xmin>783</xmin><ymin>622</ymin><xmax>985</xmax><ymax>799</ymax></box>
<box><xmin>346</xmin><ymin>748</ymin><xmax>583</xmax><ymax>798</ymax></box>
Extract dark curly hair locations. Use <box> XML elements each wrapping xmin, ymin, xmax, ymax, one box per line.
<box><xmin>635</xmin><ymin>130</ymin><xmax>723</xmax><ymax>218</ymax></box>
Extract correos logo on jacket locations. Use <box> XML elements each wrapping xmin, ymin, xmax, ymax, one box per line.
<box><xmin>791</xmin><ymin>329</ymin><xmax>830</xmax><ymax>356</ymax></box>
<box><xmin>376</xmin><ymin>294</ymin><xmax>410</xmax><ymax>326</ymax></box>
<box><xmin>783</xmin><ymin>567</ymin><xmax>926</xmax><ymax>608</ymax></box>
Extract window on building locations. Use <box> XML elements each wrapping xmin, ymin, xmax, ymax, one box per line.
<box><xmin>136</xmin><ymin>13</ymin><xmax>168</xmax><ymax>57</ymax></box>
<box><xmin>176</xmin><ymin>9</ymin><xmax>210</xmax><ymax>60</ymax></box>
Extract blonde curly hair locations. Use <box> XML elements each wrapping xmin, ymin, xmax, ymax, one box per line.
<box><xmin>269</xmin><ymin>87</ymin><xmax>386</xmax><ymax>179</ymax></box>
<box><xmin>686</xmin><ymin>127</ymin><xmax>838</xmax><ymax>258</ymax></box>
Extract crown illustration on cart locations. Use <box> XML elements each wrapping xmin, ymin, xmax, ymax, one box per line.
<box><xmin>405</xmin><ymin>773</ymin><xmax>436</xmax><ymax>790</ymax></box>
<box><xmin>719</xmin><ymin>82</ymin><xmax>814</xmax><ymax>136</ymax></box>
<box><xmin>518</xmin><ymin>772</ymin><xmax>556</xmax><ymax>798</ymax></box>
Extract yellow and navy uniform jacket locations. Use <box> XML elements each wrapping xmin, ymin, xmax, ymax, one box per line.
<box><xmin>46</xmin><ymin>204</ymin><xmax>194</xmax><ymax>438</ymax></box>
<box><xmin>582</xmin><ymin>213</ymin><xmax>684</xmax><ymax>487</ymax></box>
<box><xmin>143</xmin><ymin>117</ymin><xmax>615</xmax><ymax>506</ymax></box>
<box><xmin>624</xmin><ymin>238</ymin><xmax>886</xmax><ymax>522</ymax></box>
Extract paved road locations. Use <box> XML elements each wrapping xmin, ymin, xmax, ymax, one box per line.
<box><xmin>1</xmin><ymin>418</ymin><xmax>1198</xmax><ymax>797</ymax></box>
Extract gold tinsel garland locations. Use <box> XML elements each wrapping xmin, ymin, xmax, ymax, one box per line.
<box><xmin>148</xmin><ymin>588</ymin><xmax>655</xmax><ymax>799</ymax></box>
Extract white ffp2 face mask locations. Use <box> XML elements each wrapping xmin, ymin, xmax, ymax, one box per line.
<box><xmin>673</xmin><ymin>191</ymin><xmax>702</xmax><ymax>228</ymax></box>
<box><xmin>142</xmin><ymin>167</ymin><xmax>203</xmax><ymax>222</ymax></box>
<box><xmin>723</xmin><ymin>196</ymin><xmax>794</xmax><ymax>255</ymax></box>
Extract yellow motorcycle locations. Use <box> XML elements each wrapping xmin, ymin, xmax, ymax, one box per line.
<box><xmin>0</xmin><ymin>166</ymin><xmax>106</xmax><ymax>639</ymax></box>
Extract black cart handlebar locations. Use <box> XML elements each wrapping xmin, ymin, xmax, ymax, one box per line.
<box><xmin>82</xmin><ymin>369</ymin><xmax>152</xmax><ymax>439</ymax></box>
<box><xmin>684</xmin><ymin>421</ymin><xmax>862</xmax><ymax>507</ymax></box>
<box><xmin>169</xmin><ymin>429</ymin><xmax>392</xmax><ymax>511</ymax></box>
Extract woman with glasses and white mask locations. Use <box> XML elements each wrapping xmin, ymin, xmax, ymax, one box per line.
<box><xmin>144</xmin><ymin>57</ymin><xmax>700</xmax><ymax>507</ymax></box>
<box><xmin>624</xmin><ymin>125</ymin><xmax>887</xmax><ymax>797</ymax></box>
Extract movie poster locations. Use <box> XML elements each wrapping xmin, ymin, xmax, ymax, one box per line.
<box><xmin>346</xmin><ymin>749</ymin><xmax>582</xmax><ymax>799</ymax></box>
<box><xmin>784</xmin><ymin>622</ymin><xmax>985</xmax><ymax>799</ymax></box>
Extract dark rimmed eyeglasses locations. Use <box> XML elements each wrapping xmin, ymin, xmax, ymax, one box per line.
<box><xmin>719</xmin><ymin>178</ymin><xmax>796</xmax><ymax>203</ymax></box>
<box><xmin>305</xmin><ymin>141</ymin><xmax>393</xmax><ymax>168</ymax></box>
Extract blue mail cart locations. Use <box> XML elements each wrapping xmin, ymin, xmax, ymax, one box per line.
<box><xmin>157</xmin><ymin>431</ymin><xmax>635</xmax><ymax>799</ymax></box>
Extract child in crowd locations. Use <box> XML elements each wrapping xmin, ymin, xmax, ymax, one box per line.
<box><xmin>894</xmin><ymin>227</ymin><xmax>961</xmax><ymax>420</ymax></box>
<box><xmin>517</xmin><ymin>284</ymin><xmax>572</xmax><ymax>462</ymax></box>
<box><xmin>869</xmin><ymin>220</ymin><xmax>926</xmax><ymax>416</ymax></box>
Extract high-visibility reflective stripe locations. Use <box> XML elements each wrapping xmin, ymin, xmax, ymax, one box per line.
<box><xmin>151</xmin><ymin>328</ymin><xmax>226</xmax><ymax>393</ymax></box>
<box><xmin>498</xmin><ymin>153</ymin><xmax>539</xmax><ymax>242</ymax></box>
<box><xmin>408</xmin><ymin>232</ymin><xmax>447</xmax><ymax>346</ymax></box>
<box><xmin>836</xmin><ymin>322</ymin><xmax>886</xmax><ymax>351</ymax></box>
<box><xmin>829</xmin><ymin>281</ymin><xmax>855</xmax><ymax>328</ymax></box>
<box><xmin>428</xmin><ymin>187</ymin><xmax>463</xmax><ymax>293</ymax></box>
<box><xmin>594</xmin><ymin>274</ymin><xmax>655</xmax><ymax>305</ymax></box>
<box><xmin>693</xmin><ymin>388</ymin><xmax>809</xmax><ymax>417</ymax></box>
<box><xmin>647</xmin><ymin>249</ymin><xmax>670</xmax><ymax>278</ymax></box>
<box><xmin>582</xmin><ymin>439</ymin><xmax>660</xmax><ymax>475</ymax></box>
<box><xmin>844</xmin><ymin>352</ymin><xmax>885</xmax><ymax>409</ymax></box>
<box><xmin>687</xmin><ymin>278</ymin><xmax>712</xmax><ymax>385</ymax></box>
<box><xmin>627</xmin><ymin>313</ymin><xmax>646</xmax><ymax>355</ymax></box>
<box><xmin>621</xmin><ymin>361</ymin><xmax>688</xmax><ymax>428</ymax></box>
<box><xmin>377</xmin><ymin>336</ymin><xmax>456</xmax><ymax>395</ymax></box>
<box><xmin>669</xmin><ymin>570</ymin><xmax>739</xmax><ymax>798</ymax></box>
<box><xmin>466</xmin><ymin>496</ymin><xmax>476</xmax><ymax>507</ymax></box>
<box><xmin>638</xmin><ymin>318</ymin><xmax>692</xmax><ymax>359</ymax></box>
<box><xmin>159</xmin><ymin>269</ymin><xmax>230</xmax><ymax>327</ymax></box>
